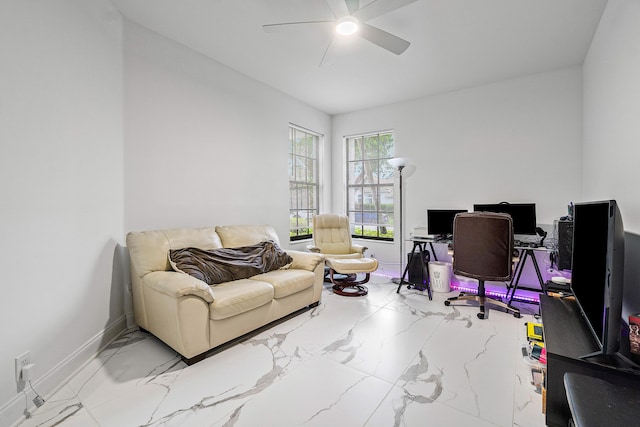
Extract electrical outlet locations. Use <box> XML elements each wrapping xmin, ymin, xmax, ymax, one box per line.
<box><xmin>15</xmin><ymin>351</ymin><xmax>31</xmax><ymax>383</ymax></box>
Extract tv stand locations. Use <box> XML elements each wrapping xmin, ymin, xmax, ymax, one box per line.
<box><xmin>540</xmin><ymin>295</ymin><xmax>640</xmax><ymax>426</ymax></box>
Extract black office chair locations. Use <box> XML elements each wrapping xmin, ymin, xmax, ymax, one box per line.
<box><xmin>444</xmin><ymin>212</ymin><xmax>521</xmax><ymax>319</ymax></box>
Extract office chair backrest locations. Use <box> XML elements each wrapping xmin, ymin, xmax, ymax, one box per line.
<box><xmin>312</xmin><ymin>214</ymin><xmax>354</xmax><ymax>255</ymax></box>
<box><xmin>452</xmin><ymin>212</ymin><xmax>514</xmax><ymax>282</ymax></box>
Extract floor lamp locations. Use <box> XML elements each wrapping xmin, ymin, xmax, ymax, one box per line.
<box><xmin>389</xmin><ymin>157</ymin><xmax>409</xmax><ymax>286</ymax></box>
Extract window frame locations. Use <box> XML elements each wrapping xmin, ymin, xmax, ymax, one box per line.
<box><xmin>345</xmin><ymin>130</ymin><xmax>395</xmax><ymax>242</ymax></box>
<box><xmin>289</xmin><ymin>124</ymin><xmax>321</xmax><ymax>241</ymax></box>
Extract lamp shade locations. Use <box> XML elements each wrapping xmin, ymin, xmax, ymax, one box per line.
<box><xmin>388</xmin><ymin>157</ymin><xmax>410</xmax><ymax>168</ymax></box>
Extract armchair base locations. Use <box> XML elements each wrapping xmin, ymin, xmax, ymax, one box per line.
<box><xmin>326</xmin><ymin>257</ymin><xmax>378</xmax><ymax>297</ymax></box>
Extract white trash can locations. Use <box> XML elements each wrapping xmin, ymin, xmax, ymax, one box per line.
<box><xmin>428</xmin><ymin>261</ymin><xmax>451</xmax><ymax>293</ymax></box>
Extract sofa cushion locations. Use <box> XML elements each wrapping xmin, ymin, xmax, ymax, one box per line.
<box><xmin>250</xmin><ymin>269</ymin><xmax>315</xmax><ymax>299</ymax></box>
<box><xmin>215</xmin><ymin>224</ymin><xmax>281</xmax><ymax>248</ymax></box>
<box><xmin>169</xmin><ymin>241</ymin><xmax>292</xmax><ymax>286</ymax></box>
<box><xmin>209</xmin><ymin>279</ymin><xmax>274</xmax><ymax>320</ymax></box>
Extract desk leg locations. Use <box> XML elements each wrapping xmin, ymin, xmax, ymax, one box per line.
<box><xmin>396</xmin><ymin>242</ymin><xmax>417</xmax><ymax>293</ymax></box>
<box><xmin>508</xmin><ymin>249</ymin><xmax>545</xmax><ymax>306</ymax></box>
<box><xmin>508</xmin><ymin>249</ymin><xmax>527</xmax><ymax>304</ymax></box>
<box><xmin>429</xmin><ymin>242</ymin><xmax>438</xmax><ymax>262</ymax></box>
<box><xmin>421</xmin><ymin>245</ymin><xmax>433</xmax><ymax>300</ymax></box>
<box><xmin>530</xmin><ymin>253</ymin><xmax>545</xmax><ymax>289</ymax></box>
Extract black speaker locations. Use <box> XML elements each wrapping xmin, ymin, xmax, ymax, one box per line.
<box><xmin>407</xmin><ymin>250</ymin><xmax>431</xmax><ymax>286</ymax></box>
<box><xmin>558</xmin><ymin>220</ymin><xmax>573</xmax><ymax>270</ymax></box>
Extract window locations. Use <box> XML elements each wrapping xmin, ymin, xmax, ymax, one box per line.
<box><xmin>346</xmin><ymin>131</ymin><xmax>395</xmax><ymax>240</ymax></box>
<box><xmin>289</xmin><ymin>124</ymin><xmax>320</xmax><ymax>241</ymax></box>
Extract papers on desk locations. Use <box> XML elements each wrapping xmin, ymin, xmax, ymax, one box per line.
<box><xmin>411</xmin><ymin>226</ymin><xmax>430</xmax><ymax>238</ymax></box>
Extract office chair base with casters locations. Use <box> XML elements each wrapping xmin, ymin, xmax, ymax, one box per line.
<box><xmin>445</xmin><ymin>280</ymin><xmax>521</xmax><ymax>319</ymax></box>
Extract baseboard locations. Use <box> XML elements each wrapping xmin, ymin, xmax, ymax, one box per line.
<box><xmin>1</xmin><ymin>315</ymin><xmax>128</xmax><ymax>427</ymax></box>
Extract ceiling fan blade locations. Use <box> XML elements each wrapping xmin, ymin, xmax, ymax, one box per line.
<box><xmin>353</xmin><ymin>0</ymin><xmax>419</xmax><ymax>22</ymax></box>
<box><xmin>345</xmin><ymin>0</ymin><xmax>360</xmax><ymax>14</ymax></box>
<box><xmin>324</xmin><ymin>0</ymin><xmax>350</xmax><ymax>19</ymax></box>
<box><xmin>319</xmin><ymin>36</ymin><xmax>340</xmax><ymax>67</ymax></box>
<box><xmin>359</xmin><ymin>23</ymin><xmax>410</xmax><ymax>55</ymax></box>
<box><xmin>263</xmin><ymin>21</ymin><xmax>334</xmax><ymax>33</ymax></box>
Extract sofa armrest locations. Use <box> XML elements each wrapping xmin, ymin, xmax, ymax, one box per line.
<box><xmin>143</xmin><ymin>271</ymin><xmax>214</xmax><ymax>303</ymax></box>
<box><xmin>286</xmin><ymin>250</ymin><xmax>325</xmax><ymax>272</ymax></box>
<box><xmin>351</xmin><ymin>244</ymin><xmax>368</xmax><ymax>255</ymax></box>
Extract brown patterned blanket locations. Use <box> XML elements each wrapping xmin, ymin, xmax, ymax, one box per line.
<box><xmin>169</xmin><ymin>241</ymin><xmax>292</xmax><ymax>286</ymax></box>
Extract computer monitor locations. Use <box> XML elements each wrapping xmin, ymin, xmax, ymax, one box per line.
<box><xmin>570</xmin><ymin>200</ymin><xmax>625</xmax><ymax>359</ymax></box>
<box><xmin>473</xmin><ymin>203</ymin><xmax>537</xmax><ymax>235</ymax></box>
<box><xmin>427</xmin><ymin>209</ymin><xmax>467</xmax><ymax>236</ymax></box>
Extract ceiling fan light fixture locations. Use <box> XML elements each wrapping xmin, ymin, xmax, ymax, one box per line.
<box><xmin>335</xmin><ymin>16</ymin><xmax>359</xmax><ymax>36</ymax></box>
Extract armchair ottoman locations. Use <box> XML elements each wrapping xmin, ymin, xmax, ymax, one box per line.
<box><xmin>325</xmin><ymin>257</ymin><xmax>379</xmax><ymax>297</ymax></box>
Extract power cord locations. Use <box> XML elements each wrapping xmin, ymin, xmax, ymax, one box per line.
<box><xmin>23</xmin><ymin>380</ymin><xmax>45</xmax><ymax>418</ymax></box>
<box><xmin>29</xmin><ymin>380</ymin><xmax>45</xmax><ymax>408</ymax></box>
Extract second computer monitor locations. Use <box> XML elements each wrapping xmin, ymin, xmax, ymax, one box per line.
<box><xmin>427</xmin><ymin>209</ymin><xmax>468</xmax><ymax>236</ymax></box>
<box><xmin>473</xmin><ymin>203</ymin><xmax>537</xmax><ymax>235</ymax></box>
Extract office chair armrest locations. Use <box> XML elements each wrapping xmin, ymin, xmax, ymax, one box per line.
<box><xmin>306</xmin><ymin>244</ymin><xmax>322</xmax><ymax>253</ymax></box>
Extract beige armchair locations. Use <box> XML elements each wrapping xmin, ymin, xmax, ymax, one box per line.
<box><xmin>307</xmin><ymin>213</ymin><xmax>378</xmax><ymax>297</ymax></box>
<box><xmin>306</xmin><ymin>214</ymin><xmax>367</xmax><ymax>259</ymax></box>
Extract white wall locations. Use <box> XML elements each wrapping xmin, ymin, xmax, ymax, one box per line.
<box><xmin>123</xmin><ymin>22</ymin><xmax>332</xmax><ymax>243</ymax></box>
<box><xmin>0</xmin><ymin>0</ymin><xmax>124</xmax><ymax>424</ymax></box>
<box><xmin>583</xmin><ymin>0</ymin><xmax>640</xmax><ymax>319</ymax></box>
<box><xmin>332</xmin><ymin>67</ymin><xmax>583</xmax><ymax>275</ymax></box>
<box><xmin>583</xmin><ymin>0</ymin><xmax>640</xmax><ymax>233</ymax></box>
<box><xmin>4</xmin><ymin>1</ymin><xmax>632</xmax><ymax>422</ymax></box>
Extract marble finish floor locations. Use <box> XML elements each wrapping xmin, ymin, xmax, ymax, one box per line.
<box><xmin>19</xmin><ymin>275</ymin><xmax>546</xmax><ymax>427</ymax></box>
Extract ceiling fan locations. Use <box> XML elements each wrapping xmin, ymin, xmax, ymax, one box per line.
<box><xmin>263</xmin><ymin>0</ymin><xmax>418</xmax><ymax>66</ymax></box>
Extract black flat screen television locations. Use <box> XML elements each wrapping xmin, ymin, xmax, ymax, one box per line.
<box><xmin>570</xmin><ymin>200</ymin><xmax>625</xmax><ymax>358</ymax></box>
<box><xmin>427</xmin><ymin>209</ymin><xmax>467</xmax><ymax>236</ymax></box>
<box><xmin>473</xmin><ymin>203</ymin><xmax>537</xmax><ymax>235</ymax></box>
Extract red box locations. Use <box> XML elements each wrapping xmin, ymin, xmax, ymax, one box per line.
<box><xmin>629</xmin><ymin>314</ymin><xmax>640</xmax><ymax>355</ymax></box>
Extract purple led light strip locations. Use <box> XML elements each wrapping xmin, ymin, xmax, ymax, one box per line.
<box><xmin>374</xmin><ymin>273</ymin><xmax>540</xmax><ymax>304</ymax></box>
<box><xmin>449</xmin><ymin>283</ymin><xmax>539</xmax><ymax>304</ymax></box>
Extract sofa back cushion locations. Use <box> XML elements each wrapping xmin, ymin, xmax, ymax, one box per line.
<box><xmin>127</xmin><ymin>227</ymin><xmax>222</xmax><ymax>277</ymax></box>
<box><xmin>215</xmin><ymin>224</ymin><xmax>280</xmax><ymax>248</ymax></box>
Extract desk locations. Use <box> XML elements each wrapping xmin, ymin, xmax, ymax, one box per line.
<box><xmin>565</xmin><ymin>373</ymin><xmax>640</xmax><ymax>427</ymax></box>
<box><xmin>397</xmin><ymin>237</ymin><xmax>550</xmax><ymax>303</ymax></box>
<box><xmin>540</xmin><ymin>295</ymin><xmax>640</xmax><ymax>426</ymax></box>
<box><xmin>395</xmin><ymin>237</ymin><xmax>447</xmax><ymax>299</ymax></box>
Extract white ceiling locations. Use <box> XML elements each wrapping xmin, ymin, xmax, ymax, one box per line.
<box><xmin>111</xmin><ymin>0</ymin><xmax>608</xmax><ymax>115</ymax></box>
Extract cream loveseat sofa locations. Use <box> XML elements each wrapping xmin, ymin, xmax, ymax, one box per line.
<box><xmin>126</xmin><ymin>225</ymin><xmax>324</xmax><ymax>364</ymax></box>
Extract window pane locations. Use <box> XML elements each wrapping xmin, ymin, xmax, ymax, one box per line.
<box><xmin>348</xmin><ymin>137</ymin><xmax>363</xmax><ymax>161</ymax></box>
<box><xmin>289</xmin><ymin>125</ymin><xmax>320</xmax><ymax>240</ymax></box>
<box><xmin>294</xmin><ymin>130</ymin><xmax>305</xmax><ymax>156</ymax></box>
<box><xmin>362</xmin><ymin>160</ymin><xmax>378</xmax><ymax>185</ymax></box>
<box><xmin>346</xmin><ymin>131</ymin><xmax>394</xmax><ymax>241</ymax></box>
<box><xmin>348</xmin><ymin>186</ymin><xmax>362</xmax><ymax>211</ymax></box>
<box><xmin>348</xmin><ymin>161</ymin><xmax>362</xmax><ymax>184</ymax></box>
<box><xmin>306</xmin><ymin>158</ymin><xmax>316</xmax><ymax>183</ymax></box>
<box><xmin>363</xmin><ymin>135</ymin><xmax>379</xmax><ymax>159</ymax></box>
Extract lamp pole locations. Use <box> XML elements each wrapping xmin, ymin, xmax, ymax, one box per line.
<box><xmin>388</xmin><ymin>157</ymin><xmax>409</xmax><ymax>286</ymax></box>
<box><xmin>397</xmin><ymin>164</ymin><xmax>405</xmax><ymax>284</ymax></box>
